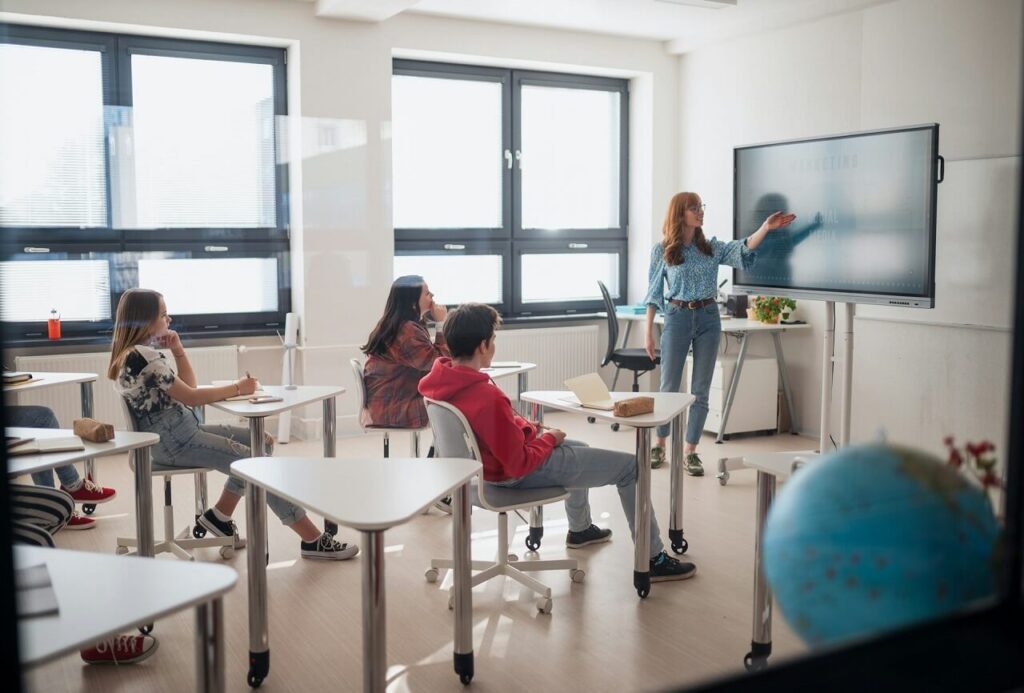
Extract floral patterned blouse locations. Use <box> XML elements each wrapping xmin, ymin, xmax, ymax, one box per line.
<box><xmin>115</xmin><ymin>345</ymin><xmax>179</xmax><ymax>417</ymax></box>
<box><xmin>644</xmin><ymin>238</ymin><xmax>757</xmax><ymax>309</ymax></box>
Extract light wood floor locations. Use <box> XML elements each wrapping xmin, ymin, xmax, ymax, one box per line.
<box><xmin>22</xmin><ymin>414</ymin><xmax>809</xmax><ymax>692</ymax></box>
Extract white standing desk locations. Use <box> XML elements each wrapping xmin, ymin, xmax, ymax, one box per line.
<box><xmin>6</xmin><ymin>426</ymin><xmax>160</xmax><ymax>558</ymax></box>
<box><xmin>742</xmin><ymin>450</ymin><xmax>821</xmax><ymax>671</ymax></box>
<box><xmin>481</xmin><ymin>362</ymin><xmax>536</xmax><ymax>415</ymax></box>
<box><xmin>17</xmin><ymin>545</ymin><xmax>236</xmax><ymax>692</ymax></box>
<box><xmin>5</xmin><ymin>372</ymin><xmax>103</xmax><ymax>511</ymax></box>
<box><xmin>520</xmin><ymin>390</ymin><xmax>695</xmax><ymax>598</ymax></box>
<box><xmin>231</xmin><ymin>457</ymin><xmax>480</xmax><ymax>691</ymax></box>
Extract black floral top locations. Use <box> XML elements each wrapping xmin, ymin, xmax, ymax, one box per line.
<box><xmin>115</xmin><ymin>346</ymin><xmax>178</xmax><ymax>416</ymax></box>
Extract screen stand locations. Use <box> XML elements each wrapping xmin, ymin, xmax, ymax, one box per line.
<box><xmin>819</xmin><ymin>300</ymin><xmax>856</xmax><ymax>451</ymax></box>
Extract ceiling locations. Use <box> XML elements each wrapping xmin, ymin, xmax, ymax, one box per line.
<box><xmin>303</xmin><ymin>0</ymin><xmax>896</xmax><ymax>53</ymax></box>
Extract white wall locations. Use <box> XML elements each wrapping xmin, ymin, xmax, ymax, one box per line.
<box><xmin>676</xmin><ymin>0</ymin><xmax>1022</xmax><ymax>458</ymax></box>
<box><xmin>2</xmin><ymin>0</ymin><xmax>678</xmax><ymax>434</ymax></box>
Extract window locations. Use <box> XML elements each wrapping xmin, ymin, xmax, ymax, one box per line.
<box><xmin>392</xmin><ymin>61</ymin><xmax>628</xmax><ymax>317</ymax></box>
<box><xmin>0</xmin><ymin>24</ymin><xmax>289</xmax><ymax>343</ymax></box>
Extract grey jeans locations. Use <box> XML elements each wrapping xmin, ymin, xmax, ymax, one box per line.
<box><xmin>136</xmin><ymin>405</ymin><xmax>306</xmax><ymax>526</ymax></box>
<box><xmin>500</xmin><ymin>439</ymin><xmax>665</xmax><ymax>559</ymax></box>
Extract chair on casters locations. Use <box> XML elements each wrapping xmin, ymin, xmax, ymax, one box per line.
<box><xmin>349</xmin><ymin>358</ymin><xmax>427</xmax><ymax>458</ymax></box>
<box><xmin>422</xmin><ymin>398</ymin><xmax>583</xmax><ymax>615</ymax></box>
<box><xmin>114</xmin><ymin>397</ymin><xmax>237</xmax><ymax>561</ymax></box>
<box><xmin>597</xmin><ymin>280</ymin><xmax>660</xmax><ymax>431</ymax></box>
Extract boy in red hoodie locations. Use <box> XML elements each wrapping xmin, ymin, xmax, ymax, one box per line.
<box><xmin>419</xmin><ymin>303</ymin><xmax>696</xmax><ymax>582</ymax></box>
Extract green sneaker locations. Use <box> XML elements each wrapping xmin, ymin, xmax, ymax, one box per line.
<box><xmin>684</xmin><ymin>453</ymin><xmax>705</xmax><ymax>477</ymax></box>
<box><xmin>650</xmin><ymin>446</ymin><xmax>666</xmax><ymax>469</ymax></box>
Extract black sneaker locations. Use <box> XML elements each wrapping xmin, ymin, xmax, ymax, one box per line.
<box><xmin>566</xmin><ymin>524</ymin><xmax>613</xmax><ymax>548</ymax></box>
<box><xmin>433</xmin><ymin>496</ymin><xmax>453</xmax><ymax>514</ymax></box>
<box><xmin>301</xmin><ymin>532</ymin><xmax>359</xmax><ymax>561</ymax></box>
<box><xmin>649</xmin><ymin>551</ymin><xmax>697</xmax><ymax>582</ymax></box>
<box><xmin>198</xmin><ymin>508</ymin><xmax>240</xmax><ymax>539</ymax></box>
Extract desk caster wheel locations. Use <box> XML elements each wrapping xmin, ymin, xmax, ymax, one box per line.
<box><xmin>669</xmin><ymin>529</ymin><xmax>688</xmax><ymax>555</ymax></box>
<box><xmin>425</xmin><ymin>567</ymin><xmax>439</xmax><ymax>583</ymax></box>
<box><xmin>83</xmin><ymin>504</ymin><xmax>96</xmax><ymax>515</ymax></box>
<box><xmin>611</xmin><ymin>423</ymin><xmax>620</xmax><ymax>432</ymax></box>
<box><xmin>460</xmin><ymin>674</ymin><xmax>472</xmax><ymax>685</ymax></box>
<box><xmin>139</xmin><ymin>623</ymin><xmax>153</xmax><ymax>635</ymax></box>
<box><xmin>587</xmin><ymin>416</ymin><xmax>596</xmax><ymax>424</ymax></box>
<box><xmin>570</xmin><ymin>568</ymin><xmax>586</xmax><ymax>583</ymax></box>
<box><xmin>193</xmin><ymin>525</ymin><xmax>207</xmax><ymax>539</ymax></box>
<box><xmin>248</xmin><ymin>651</ymin><xmax>269</xmax><ymax>688</ymax></box>
<box><xmin>744</xmin><ymin>642</ymin><xmax>771</xmax><ymax>672</ymax></box>
<box><xmin>219</xmin><ymin>545</ymin><xmax>234</xmax><ymax>560</ymax></box>
<box><xmin>454</xmin><ymin>652</ymin><xmax>474</xmax><ymax>686</ymax></box>
<box><xmin>634</xmin><ymin>571</ymin><xmax>651</xmax><ymax>599</ymax></box>
<box><xmin>537</xmin><ymin>597</ymin><xmax>553</xmax><ymax>614</ymax></box>
<box><xmin>526</xmin><ymin>526</ymin><xmax>542</xmax><ymax>552</ymax></box>
<box><xmin>115</xmin><ymin>545</ymin><xmax>129</xmax><ymax>555</ymax></box>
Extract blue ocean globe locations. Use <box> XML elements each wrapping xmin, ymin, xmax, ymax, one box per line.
<box><xmin>763</xmin><ymin>443</ymin><xmax>1000</xmax><ymax>647</ymax></box>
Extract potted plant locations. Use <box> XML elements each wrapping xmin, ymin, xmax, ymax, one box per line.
<box><xmin>749</xmin><ymin>295</ymin><xmax>797</xmax><ymax>324</ymax></box>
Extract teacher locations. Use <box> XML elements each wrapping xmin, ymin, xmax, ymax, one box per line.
<box><xmin>643</xmin><ymin>192</ymin><xmax>795</xmax><ymax>474</ymax></box>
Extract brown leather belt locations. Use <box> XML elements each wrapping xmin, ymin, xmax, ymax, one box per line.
<box><xmin>668</xmin><ymin>297</ymin><xmax>716</xmax><ymax>310</ymax></box>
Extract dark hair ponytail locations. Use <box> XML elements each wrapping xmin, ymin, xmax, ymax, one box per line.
<box><xmin>361</xmin><ymin>275</ymin><xmax>425</xmax><ymax>356</ymax></box>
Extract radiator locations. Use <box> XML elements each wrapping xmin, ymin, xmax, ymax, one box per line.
<box><xmin>13</xmin><ymin>346</ymin><xmax>240</xmax><ymax>428</ymax></box>
<box><xmin>493</xmin><ymin>325</ymin><xmax>601</xmax><ymax>400</ymax></box>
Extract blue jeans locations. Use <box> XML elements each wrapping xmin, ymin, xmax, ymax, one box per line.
<box><xmin>657</xmin><ymin>302</ymin><xmax>722</xmax><ymax>442</ymax></box>
<box><xmin>137</xmin><ymin>405</ymin><xmax>306</xmax><ymax>526</ymax></box>
<box><xmin>8</xmin><ymin>405</ymin><xmax>82</xmax><ymax>488</ymax></box>
<box><xmin>499</xmin><ymin>440</ymin><xmax>665</xmax><ymax>559</ymax></box>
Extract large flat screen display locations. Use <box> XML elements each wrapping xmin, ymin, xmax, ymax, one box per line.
<box><xmin>733</xmin><ymin>124</ymin><xmax>940</xmax><ymax>307</ymax></box>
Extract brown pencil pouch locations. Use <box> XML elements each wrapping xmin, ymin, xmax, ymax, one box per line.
<box><xmin>613</xmin><ymin>396</ymin><xmax>654</xmax><ymax>417</ymax></box>
<box><xmin>73</xmin><ymin>418</ymin><xmax>115</xmax><ymax>443</ymax></box>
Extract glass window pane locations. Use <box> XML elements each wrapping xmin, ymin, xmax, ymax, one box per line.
<box><xmin>394</xmin><ymin>254</ymin><xmax>503</xmax><ymax>305</ymax></box>
<box><xmin>129</xmin><ymin>54</ymin><xmax>276</xmax><ymax>228</ymax></box>
<box><xmin>0</xmin><ymin>43</ymin><xmax>107</xmax><ymax>227</ymax></box>
<box><xmin>520</xmin><ymin>252</ymin><xmax>619</xmax><ymax>304</ymax></box>
<box><xmin>0</xmin><ymin>259</ymin><xmax>110</xmax><ymax>322</ymax></box>
<box><xmin>138</xmin><ymin>257</ymin><xmax>278</xmax><ymax>314</ymax></box>
<box><xmin>520</xmin><ymin>86</ymin><xmax>620</xmax><ymax>230</ymax></box>
<box><xmin>392</xmin><ymin>75</ymin><xmax>503</xmax><ymax>229</ymax></box>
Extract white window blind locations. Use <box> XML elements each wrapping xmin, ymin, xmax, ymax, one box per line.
<box><xmin>0</xmin><ymin>43</ymin><xmax>107</xmax><ymax>227</ymax></box>
<box><xmin>0</xmin><ymin>260</ymin><xmax>110</xmax><ymax>322</ymax></box>
<box><xmin>138</xmin><ymin>257</ymin><xmax>278</xmax><ymax>315</ymax></box>
<box><xmin>393</xmin><ymin>254</ymin><xmax>503</xmax><ymax>305</ymax></box>
<box><xmin>520</xmin><ymin>252</ymin><xmax>620</xmax><ymax>304</ymax></box>
<box><xmin>129</xmin><ymin>54</ymin><xmax>276</xmax><ymax>229</ymax></box>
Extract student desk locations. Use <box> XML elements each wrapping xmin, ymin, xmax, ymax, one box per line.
<box><xmin>481</xmin><ymin>361</ymin><xmax>536</xmax><ymax>415</ymax></box>
<box><xmin>741</xmin><ymin>449</ymin><xmax>820</xmax><ymax>671</ymax></box>
<box><xmin>519</xmin><ymin>391</ymin><xmax>695</xmax><ymax>598</ymax></box>
<box><xmin>16</xmin><ymin>545</ymin><xmax>236</xmax><ymax>692</ymax></box>
<box><xmin>232</xmin><ymin>457</ymin><xmax>480</xmax><ymax>691</ymax></box>
<box><xmin>6</xmin><ymin>426</ymin><xmax>160</xmax><ymax>557</ymax></box>
<box><xmin>4</xmin><ymin>372</ymin><xmax>103</xmax><ymax>512</ymax></box>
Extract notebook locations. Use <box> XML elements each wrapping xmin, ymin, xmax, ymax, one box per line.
<box><xmin>210</xmin><ymin>380</ymin><xmax>268</xmax><ymax>401</ymax></box>
<box><xmin>16</xmin><ymin>563</ymin><xmax>59</xmax><ymax>618</ymax></box>
<box><xmin>6</xmin><ymin>436</ymin><xmax>86</xmax><ymax>456</ymax></box>
<box><xmin>563</xmin><ymin>373</ymin><xmax>616</xmax><ymax>411</ymax></box>
<box><xmin>3</xmin><ymin>371</ymin><xmax>33</xmax><ymax>384</ymax></box>
<box><xmin>486</xmin><ymin>361</ymin><xmax>522</xmax><ymax>369</ymax></box>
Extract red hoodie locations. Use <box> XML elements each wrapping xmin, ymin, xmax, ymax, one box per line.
<box><xmin>418</xmin><ymin>357</ymin><xmax>557</xmax><ymax>482</ymax></box>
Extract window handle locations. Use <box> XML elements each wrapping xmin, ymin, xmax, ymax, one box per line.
<box><xmin>24</xmin><ymin>247</ymin><xmax>50</xmax><ymax>253</ymax></box>
<box><xmin>568</xmin><ymin>243</ymin><xmax>589</xmax><ymax>249</ymax></box>
<box><xmin>504</xmin><ymin>149</ymin><xmax>513</xmax><ymax>170</ymax></box>
<box><xmin>204</xmin><ymin>245</ymin><xmax>229</xmax><ymax>252</ymax></box>
<box><xmin>443</xmin><ymin>244</ymin><xmax>466</xmax><ymax>251</ymax></box>
<box><xmin>515</xmin><ymin>150</ymin><xmax>523</xmax><ymax>168</ymax></box>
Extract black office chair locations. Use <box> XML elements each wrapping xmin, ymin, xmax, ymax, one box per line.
<box><xmin>596</xmin><ymin>280</ymin><xmax>660</xmax><ymax>431</ymax></box>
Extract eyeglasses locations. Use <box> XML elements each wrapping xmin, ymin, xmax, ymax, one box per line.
<box><xmin>687</xmin><ymin>204</ymin><xmax>707</xmax><ymax>214</ymax></box>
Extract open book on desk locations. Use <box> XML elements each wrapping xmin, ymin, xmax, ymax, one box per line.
<box><xmin>6</xmin><ymin>436</ymin><xmax>85</xmax><ymax>456</ymax></box>
<box><xmin>209</xmin><ymin>380</ymin><xmax>268</xmax><ymax>402</ymax></box>
<box><xmin>562</xmin><ymin>373</ymin><xmax>618</xmax><ymax>411</ymax></box>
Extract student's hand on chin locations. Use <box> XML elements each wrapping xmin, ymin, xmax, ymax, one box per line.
<box><xmin>161</xmin><ymin>330</ymin><xmax>183</xmax><ymax>351</ymax></box>
<box><xmin>430</xmin><ymin>302</ymin><xmax>448</xmax><ymax>322</ymax></box>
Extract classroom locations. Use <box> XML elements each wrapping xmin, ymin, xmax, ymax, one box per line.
<box><xmin>1</xmin><ymin>0</ymin><xmax>1022</xmax><ymax>691</ymax></box>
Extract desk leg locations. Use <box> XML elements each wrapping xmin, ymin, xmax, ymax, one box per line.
<box><xmin>133</xmin><ymin>446</ymin><xmax>154</xmax><ymax>558</ymax></box>
<box><xmin>772</xmin><ymin>332</ymin><xmax>798</xmax><ymax>435</ymax></box>
<box><xmin>668</xmin><ymin>413</ymin><xmax>687</xmax><ymax>555</ymax></box>
<box><xmin>633</xmin><ymin>427</ymin><xmax>652</xmax><ymax>598</ymax></box>
<box><xmin>746</xmin><ymin>470</ymin><xmax>776</xmax><ymax>671</ymax></box>
<box><xmin>530</xmin><ymin>401</ymin><xmax>544</xmax><ymax>426</ymax></box>
<box><xmin>452</xmin><ymin>481</ymin><xmax>474</xmax><ymax>684</ymax></box>
<box><xmin>322</xmin><ymin>397</ymin><xmax>339</xmax><ymax>536</ymax></box>
<box><xmin>246</xmin><ymin>418</ymin><xmax>270</xmax><ymax>688</ymax></box>
<box><xmin>717</xmin><ymin>332</ymin><xmax>749</xmax><ymax>444</ymax></box>
<box><xmin>517</xmin><ymin>371</ymin><xmax>529</xmax><ymax>418</ymax></box>
<box><xmin>80</xmin><ymin>382</ymin><xmax>99</xmax><ymax>515</ymax></box>
<box><xmin>195</xmin><ymin>597</ymin><xmax>225</xmax><ymax>693</ymax></box>
<box><xmin>361</xmin><ymin>529</ymin><xmax>386</xmax><ymax>693</ymax></box>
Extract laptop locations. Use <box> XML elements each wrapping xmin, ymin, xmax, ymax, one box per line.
<box><xmin>563</xmin><ymin>373</ymin><xmax>616</xmax><ymax>411</ymax></box>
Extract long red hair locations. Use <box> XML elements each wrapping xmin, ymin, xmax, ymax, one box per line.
<box><xmin>662</xmin><ymin>192</ymin><xmax>712</xmax><ymax>266</ymax></box>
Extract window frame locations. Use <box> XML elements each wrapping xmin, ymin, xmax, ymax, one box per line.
<box><xmin>512</xmin><ymin>239</ymin><xmax>628</xmax><ymax>316</ymax></box>
<box><xmin>0</xmin><ymin>23</ymin><xmax>291</xmax><ymax>344</ymax></box>
<box><xmin>393</xmin><ymin>239</ymin><xmax>513</xmax><ymax>316</ymax></box>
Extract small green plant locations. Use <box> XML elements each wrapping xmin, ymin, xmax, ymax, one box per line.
<box><xmin>751</xmin><ymin>295</ymin><xmax>796</xmax><ymax>323</ymax></box>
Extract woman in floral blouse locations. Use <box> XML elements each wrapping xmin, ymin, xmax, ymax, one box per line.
<box><xmin>644</xmin><ymin>192</ymin><xmax>795</xmax><ymax>475</ymax></box>
<box><xmin>108</xmin><ymin>288</ymin><xmax>356</xmax><ymax>560</ymax></box>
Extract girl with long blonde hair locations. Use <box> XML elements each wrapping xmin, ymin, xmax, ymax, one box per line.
<box><xmin>643</xmin><ymin>193</ymin><xmax>795</xmax><ymax>473</ymax></box>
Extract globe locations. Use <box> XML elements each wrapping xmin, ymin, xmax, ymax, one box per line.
<box><xmin>762</xmin><ymin>443</ymin><xmax>1000</xmax><ymax>648</ymax></box>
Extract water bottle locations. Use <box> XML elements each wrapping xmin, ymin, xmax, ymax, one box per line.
<box><xmin>47</xmin><ymin>308</ymin><xmax>61</xmax><ymax>340</ymax></box>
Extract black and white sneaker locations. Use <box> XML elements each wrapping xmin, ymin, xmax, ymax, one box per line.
<box><xmin>301</xmin><ymin>532</ymin><xmax>359</xmax><ymax>561</ymax></box>
<box><xmin>566</xmin><ymin>524</ymin><xmax>613</xmax><ymax>548</ymax></box>
<box><xmin>649</xmin><ymin>551</ymin><xmax>697</xmax><ymax>582</ymax></box>
<box><xmin>198</xmin><ymin>508</ymin><xmax>240</xmax><ymax>540</ymax></box>
<box><xmin>433</xmin><ymin>496</ymin><xmax>453</xmax><ymax>515</ymax></box>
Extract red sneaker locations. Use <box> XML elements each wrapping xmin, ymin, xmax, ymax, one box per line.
<box><xmin>80</xmin><ymin>634</ymin><xmax>158</xmax><ymax>665</ymax></box>
<box><xmin>65</xmin><ymin>512</ymin><xmax>95</xmax><ymax>531</ymax></box>
<box><xmin>63</xmin><ymin>479</ymin><xmax>116</xmax><ymax>505</ymax></box>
